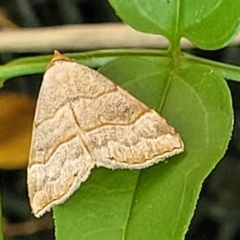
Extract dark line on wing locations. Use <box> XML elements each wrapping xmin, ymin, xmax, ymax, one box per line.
<box><xmin>34</xmin><ymin>100</ymin><xmax>68</xmax><ymax>127</ymax></box>
<box><xmin>69</xmin><ymin>102</ymin><xmax>92</xmax><ymax>156</ymax></box>
<box><xmin>68</xmin><ymin>86</ymin><xmax>118</xmax><ymax>100</ymax></box>
<box><xmin>45</xmin><ymin>133</ymin><xmax>77</xmax><ymax>161</ymax></box>
<box><xmin>84</xmin><ymin>109</ymin><xmax>153</xmax><ymax>132</ymax></box>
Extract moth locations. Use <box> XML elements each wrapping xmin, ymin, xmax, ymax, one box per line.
<box><xmin>27</xmin><ymin>51</ymin><xmax>184</xmax><ymax>217</ymax></box>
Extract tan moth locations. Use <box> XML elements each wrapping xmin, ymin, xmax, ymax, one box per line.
<box><xmin>27</xmin><ymin>51</ymin><xmax>184</xmax><ymax>217</ymax></box>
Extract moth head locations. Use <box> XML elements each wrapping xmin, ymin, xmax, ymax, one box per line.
<box><xmin>47</xmin><ymin>50</ymin><xmax>72</xmax><ymax>69</ymax></box>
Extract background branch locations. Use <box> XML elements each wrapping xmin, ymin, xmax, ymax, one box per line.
<box><xmin>0</xmin><ymin>23</ymin><xmax>195</xmax><ymax>53</ymax></box>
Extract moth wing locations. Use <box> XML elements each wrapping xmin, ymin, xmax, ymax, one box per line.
<box><xmin>28</xmin><ymin>51</ymin><xmax>184</xmax><ymax>217</ymax></box>
<box><xmin>63</xmin><ymin>61</ymin><xmax>184</xmax><ymax>169</ymax></box>
<box><xmin>27</xmin><ymin>62</ymin><xmax>94</xmax><ymax>217</ymax></box>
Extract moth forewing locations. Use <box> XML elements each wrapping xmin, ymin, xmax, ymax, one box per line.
<box><xmin>27</xmin><ymin>51</ymin><xmax>184</xmax><ymax>217</ymax></box>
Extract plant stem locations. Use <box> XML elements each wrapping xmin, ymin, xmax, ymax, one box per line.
<box><xmin>0</xmin><ymin>49</ymin><xmax>169</xmax><ymax>86</ymax></box>
<box><xmin>1</xmin><ymin>49</ymin><xmax>240</xmax><ymax>86</ymax></box>
<box><xmin>181</xmin><ymin>53</ymin><xmax>240</xmax><ymax>82</ymax></box>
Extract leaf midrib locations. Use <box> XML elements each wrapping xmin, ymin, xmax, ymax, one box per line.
<box><xmin>120</xmin><ymin>66</ymin><xmax>174</xmax><ymax>239</ymax></box>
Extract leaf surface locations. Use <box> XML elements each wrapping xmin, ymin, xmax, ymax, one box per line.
<box><xmin>108</xmin><ymin>0</ymin><xmax>240</xmax><ymax>49</ymax></box>
<box><xmin>54</xmin><ymin>57</ymin><xmax>233</xmax><ymax>240</ymax></box>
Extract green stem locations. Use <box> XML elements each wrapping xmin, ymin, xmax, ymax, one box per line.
<box><xmin>1</xmin><ymin>49</ymin><xmax>240</xmax><ymax>86</ymax></box>
<box><xmin>181</xmin><ymin>52</ymin><xmax>240</xmax><ymax>82</ymax></box>
<box><xmin>0</xmin><ymin>49</ymin><xmax>168</xmax><ymax>86</ymax></box>
<box><xmin>167</xmin><ymin>0</ymin><xmax>181</xmax><ymax>58</ymax></box>
<box><xmin>167</xmin><ymin>37</ymin><xmax>181</xmax><ymax>57</ymax></box>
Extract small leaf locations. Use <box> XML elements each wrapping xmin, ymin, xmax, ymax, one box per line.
<box><xmin>179</xmin><ymin>0</ymin><xmax>240</xmax><ymax>49</ymax></box>
<box><xmin>54</xmin><ymin>57</ymin><xmax>233</xmax><ymax>240</ymax></box>
<box><xmin>108</xmin><ymin>0</ymin><xmax>240</xmax><ymax>49</ymax></box>
<box><xmin>108</xmin><ymin>0</ymin><xmax>179</xmax><ymax>39</ymax></box>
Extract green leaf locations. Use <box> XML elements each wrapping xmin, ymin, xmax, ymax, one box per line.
<box><xmin>54</xmin><ymin>57</ymin><xmax>233</xmax><ymax>240</ymax></box>
<box><xmin>108</xmin><ymin>0</ymin><xmax>179</xmax><ymax>39</ymax></box>
<box><xmin>179</xmin><ymin>0</ymin><xmax>240</xmax><ymax>49</ymax></box>
<box><xmin>108</xmin><ymin>0</ymin><xmax>240</xmax><ymax>49</ymax></box>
